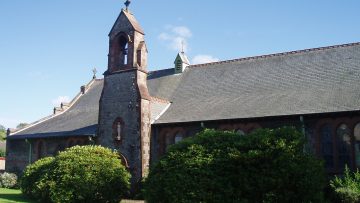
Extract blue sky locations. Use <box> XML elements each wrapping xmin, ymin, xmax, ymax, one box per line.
<box><xmin>0</xmin><ymin>0</ymin><xmax>359</xmax><ymax>128</ymax></box>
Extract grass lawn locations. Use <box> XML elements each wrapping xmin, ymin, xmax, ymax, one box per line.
<box><xmin>0</xmin><ymin>188</ymin><xmax>144</xmax><ymax>203</ymax></box>
<box><xmin>0</xmin><ymin>188</ymin><xmax>36</xmax><ymax>203</ymax></box>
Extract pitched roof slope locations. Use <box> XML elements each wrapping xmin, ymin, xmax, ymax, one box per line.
<box><xmin>8</xmin><ymin>80</ymin><xmax>103</xmax><ymax>140</ymax></box>
<box><xmin>155</xmin><ymin>42</ymin><xmax>360</xmax><ymax>124</ymax></box>
<box><xmin>7</xmin><ymin>68</ymin><xmax>178</xmax><ymax>140</ymax></box>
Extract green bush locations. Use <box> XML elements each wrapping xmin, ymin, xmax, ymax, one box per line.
<box><xmin>20</xmin><ymin>157</ymin><xmax>55</xmax><ymax>202</ymax></box>
<box><xmin>145</xmin><ymin>127</ymin><xmax>326</xmax><ymax>203</ymax></box>
<box><xmin>0</xmin><ymin>172</ymin><xmax>18</xmax><ymax>188</ymax></box>
<box><xmin>0</xmin><ymin>148</ymin><xmax>5</xmax><ymax>157</ymax></box>
<box><xmin>330</xmin><ymin>166</ymin><xmax>360</xmax><ymax>203</ymax></box>
<box><xmin>20</xmin><ymin>146</ymin><xmax>131</xmax><ymax>203</ymax></box>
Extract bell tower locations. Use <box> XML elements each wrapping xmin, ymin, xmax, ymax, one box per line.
<box><xmin>98</xmin><ymin>0</ymin><xmax>151</xmax><ymax>191</ymax></box>
<box><xmin>107</xmin><ymin>1</ymin><xmax>147</xmax><ymax>73</ymax></box>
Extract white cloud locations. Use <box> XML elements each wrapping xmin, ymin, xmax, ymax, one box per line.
<box><xmin>52</xmin><ymin>96</ymin><xmax>70</xmax><ymax>106</ymax></box>
<box><xmin>192</xmin><ymin>55</ymin><xmax>220</xmax><ymax>64</ymax></box>
<box><xmin>158</xmin><ymin>25</ymin><xmax>192</xmax><ymax>52</ymax></box>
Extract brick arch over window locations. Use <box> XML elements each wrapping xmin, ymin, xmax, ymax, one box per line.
<box><xmin>159</xmin><ymin>127</ymin><xmax>186</xmax><ymax>154</ymax></box>
<box><xmin>315</xmin><ymin>117</ymin><xmax>360</xmax><ymax>172</ymax></box>
<box><xmin>119</xmin><ymin>153</ymin><xmax>130</xmax><ymax>169</ymax></box>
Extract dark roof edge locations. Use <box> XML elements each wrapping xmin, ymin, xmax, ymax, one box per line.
<box><xmin>153</xmin><ymin>109</ymin><xmax>360</xmax><ymax>125</ymax></box>
<box><xmin>11</xmin><ymin>77</ymin><xmax>98</xmax><ymax>136</ymax></box>
<box><xmin>189</xmin><ymin>42</ymin><xmax>360</xmax><ymax>68</ymax></box>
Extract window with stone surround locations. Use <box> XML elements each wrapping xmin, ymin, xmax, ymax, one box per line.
<box><xmin>320</xmin><ymin>124</ymin><xmax>334</xmax><ymax>169</ymax></box>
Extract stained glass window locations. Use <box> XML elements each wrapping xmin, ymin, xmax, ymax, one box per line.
<box><xmin>320</xmin><ymin>124</ymin><xmax>334</xmax><ymax>169</ymax></box>
<box><xmin>337</xmin><ymin>124</ymin><xmax>351</xmax><ymax>170</ymax></box>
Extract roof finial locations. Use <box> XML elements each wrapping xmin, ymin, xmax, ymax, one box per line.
<box><xmin>124</xmin><ymin>0</ymin><xmax>131</xmax><ymax>11</ymax></box>
<box><xmin>92</xmin><ymin>68</ymin><xmax>97</xmax><ymax>79</ymax></box>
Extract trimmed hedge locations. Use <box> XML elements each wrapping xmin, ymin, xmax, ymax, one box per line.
<box><xmin>20</xmin><ymin>145</ymin><xmax>131</xmax><ymax>203</ymax></box>
<box><xmin>145</xmin><ymin>127</ymin><xmax>326</xmax><ymax>203</ymax></box>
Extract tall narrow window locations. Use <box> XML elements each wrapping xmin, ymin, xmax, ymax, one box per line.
<box><xmin>37</xmin><ymin>141</ymin><xmax>45</xmax><ymax>160</ymax></box>
<box><xmin>113</xmin><ymin>118</ymin><xmax>124</xmax><ymax>142</ymax></box>
<box><xmin>337</xmin><ymin>124</ymin><xmax>351</xmax><ymax>170</ymax></box>
<box><xmin>165</xmin><ymin>133</ymin><xmax>172</xmax><ymax>151</ymax></box>
<box><xmin>116</xmin><ymin>122</ymin><xmax>122</xmax><ymax>141</ymax></box>
<box><xmin>354</xmin><ymin>123</ymin><xmax>360</xmax><ymax>168</ymax></box>
<box><xmin>320</xmin><ymin>124</ymin><xmax>334</xmax><ymax>169</ymax></box>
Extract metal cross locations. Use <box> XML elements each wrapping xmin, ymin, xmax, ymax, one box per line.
<box><xmin>124</xmin><ymin>0</ymin><xmax>131</xmax><ymax>11</ymax></box>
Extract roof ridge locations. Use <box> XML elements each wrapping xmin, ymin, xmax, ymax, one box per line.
<box><xmin>151</xmin><ymin>96</ymin><xmax>170</xmax><ymax>104</ymax></box>
<box><xmin>189</xmin><ymin>42</ymin><xmax>360</xmax><ymax>68</ymax></box>
<box><xmin>11</xmin><ymin>77</ymin><xmax>98</xmax><ymax>136</ymax></box>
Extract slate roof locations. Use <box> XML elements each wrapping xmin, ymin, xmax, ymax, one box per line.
<box><xmin>8</xmin><ymin>69</ymin><xmax>177</xmax><ymax>139</ymax></box>
<box><xmin>155</xmin><ymin>42</ymin><xmax>360</xmax><ymax>123</ymax></box>
<box><xmin>8</xmin><ymin>80</ymin><xmax>103</xmax><ymax>140</ymax></box>
<box><xmin>8</xmin><ymin>42</ymin><xmax>360</xmax><ymax>139</ymax></box>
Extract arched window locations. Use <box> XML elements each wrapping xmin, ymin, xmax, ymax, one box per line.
<box><xmin>354</xmin><ymin>123</ymin><xmax>360</xmax><ymax>168</ymax></box>
<box><xmin>320</xmin><ymin>124</ymin><xmax>334</xmax><ymax>169</ymax></box>
<box><xmin>118</xmin><ymin>35</ymin><xmax>128</xmax><ymax>66</ymax></box>
<box><xmin>175</xmin><ymin>133</ymin><xmax>184</xmax><ymax>144</ymax></box>
<box><xmin>236</xmin><ymin>129</ymin><xmax>245</xmax><ymax>136</ymax></box>
<box><xmin>337</xmin><ymin>124</ymin><xmax>351</xmax><ymax>170</ymax></box>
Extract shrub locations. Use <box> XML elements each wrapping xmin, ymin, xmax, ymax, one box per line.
<box><xmin>51</xmin><ymin>145</ymin><xmax>130</xmax><ymax>203</ymax></box>
<box><xmin>0</xmin><ymin>148</ymin><xmax>5</xmax><ymax>157</ymax></box>
<box><xmin>145</xmin><ymin>127</ymin><xmax>326</xmax><ymax>203</ymax></box>
<box><xmin>0</xmin><ymin>172</ymin><xmax>18</xmax><ymax>188</ymax></box>
<box><xmin>330</xmin><ymin>166</ymin><xmax>360</xmax><ymax>203</ymax></box>
<box><xmin>20</xmin><ymin>157</ymin><xmax>55</xmax><ymax>202</ymax></box>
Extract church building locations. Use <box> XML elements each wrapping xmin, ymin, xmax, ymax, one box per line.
<box><xmin>5</xmin><ymin>1</ymin><xmax>360</xmax><ymax>187</ymax></box>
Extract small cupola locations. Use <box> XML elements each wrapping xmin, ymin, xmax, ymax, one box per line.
<box><xmin>174</xmin><ymin>51</ymin><xmax>190</xmax><ymax>74</ymax></box>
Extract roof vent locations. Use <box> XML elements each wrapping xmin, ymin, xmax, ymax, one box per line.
<box><xmin>81</xmin><ymin>85</ymin><xmax>86</xmax><ymax>94</ymax></box>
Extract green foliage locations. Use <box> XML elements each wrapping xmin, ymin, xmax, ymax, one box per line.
<box><xmin>145</xmin><ymin>127</ymin><xmax>326</xmax><ymax>203</ymax></box>
<box><xmin>20</xmin><ymin>157</ymin><xmax>55</xmax><ymax>202</ymax></box>
<box><xmin>330</xmin><ymin>166</ymin><xmax>360</xmax><ymax>203</ymax></box>
<box><xmin>20</xmin><ymin>145</ymin><xmax>131</xmax><ymax>203</ymax></box>
<box><xmin>49</xmin><ymin>146</ymin><xmax>130</xmax><ymax>203</ymax></box>
<box><xmin>0</xmin><ymin>148</ymin><xmax>5</xmax><ymax>157</ymax></box>
<box><xmin>0</xmin><ymin>124</ymin><xmax>6</xmax><ymax>141</ymax></box>
<box><xmin>0</xmin><ymin>172</ymin><xmax>18</xmax><ymax>189</ymax></box>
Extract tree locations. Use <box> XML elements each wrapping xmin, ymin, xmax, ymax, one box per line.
<box><xmin>0</xmin><ymin>124</ymin><xmax>6</xmax><ymax>141</ymax></box>
<box><xmin>144</xmin><ymin>127</ymin><xmax>326</xmax><ymax>203</ymax></box>
<box><xmin>16</xmin><ymin>123</ymin><xmax>28</xmax><ymax>129</ymax></box>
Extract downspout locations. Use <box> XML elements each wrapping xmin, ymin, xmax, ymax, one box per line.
<box><xmin>25</xmin><ymin>139</ymin><xmax>32</xmax><ymax>164</ymax></box>
<box><xmin>299</xmin><ymin>116</ymin><xmax>307</xmax><ymax>153</ymax></box>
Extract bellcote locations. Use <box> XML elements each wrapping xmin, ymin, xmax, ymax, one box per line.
<box><xmin>174</xmin><ymin>52</ymin><xmax>190</xmax><ymax>74</ymax></box>
<box><xmin>107</xmin><ymin>9</ymin><xmax>147</xmax><ymax>74</ymax></box>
